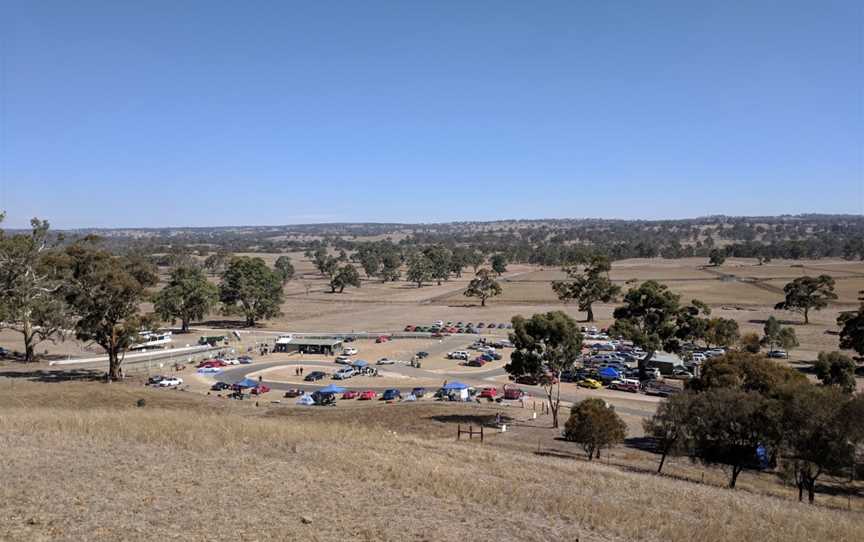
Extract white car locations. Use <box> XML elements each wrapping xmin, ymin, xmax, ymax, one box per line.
<box><xmin>221</xmin><ymin>358</ymin><xmax>240</xmax><ymax>365</ymax></box>
<box><xmin>335</xmin><ymin>355</ymin><xmax>352</xmax><ymax>364</ymax></box>
<box><xmin>376</xmin><ymin>358</ymin><xmax>396</xmax><ymax>365</ymax></box>
<box><xmin>433</xmin><ymin>320</ymin><xmax>444</xmax><ymax>327</ymax></box>
<box><xmin>158</xmin><ymin>377</ymin><xmax>183</xmax><ymax>387</ymax></box>
<box><xmin>342</xmin><ymin>347</ymin><xmax>358</xmax><ymax>356</ymax></box>
<box><xmin>333</xmin><ymin>367</ymin><xmax>355</xmax><ymax>380</ymax></box>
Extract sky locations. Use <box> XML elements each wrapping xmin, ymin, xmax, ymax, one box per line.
<box><xmin>1</xmin><ymin>1</ymin><xmax>862</xmax><ymax>229</ymax></box>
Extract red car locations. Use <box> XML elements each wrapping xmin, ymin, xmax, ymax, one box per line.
<box><xmin>503</xmin><ymin>387</ymin><xmax>526</xmax><ymax>400</ymax></box>
<box><xmin>358</xmin><ymin>390</ymin><xmax>377</xmax><ymax>400</ymax></box>
<box><xmin>376</xmin><ymin>336</ymin><xmax>390</xmax><ymax>343</ymax></box>
<box><xmin>198</xmin><ymin>359</ymin><xmax>226</xmax><ymax>368</ymax></box>
<box><xmin>250</xmin><ymin>384</ymin><xmax>271</xmax><ymax>395</ymax></box>
<box><xmin>479</xmin><ymin>387</ymin><xmax>498</xmax><ymax>399</ymax></box>
<box><xmin>283</xmin><ymin>388</ymin><xmax>303</xmax><ymax>398</ymax></box>
<box><xmin>404</xmin><ymin>325</ymin><xmax>416</xmax><ymax>332</ymax></box>
<box><xmin>467</xmin><ymin>358</ymin><xmax>487</xmax><ymax>367</ymax></box>
<box><xmin>342</xmin><ymin>390</ymin><xmax>359</xmax><ymax>400</ymax></box>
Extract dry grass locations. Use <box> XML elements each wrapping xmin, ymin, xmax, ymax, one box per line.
<box><xmin>1</xmin><ymin>381</ymin><xmax>862</xmax><ymax>541</ymax></box>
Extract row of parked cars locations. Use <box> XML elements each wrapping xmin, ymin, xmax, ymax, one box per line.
<box><xmin>404</xmin><ymin>320</ymin><xmax>513</xmax><ymax>334</ymax></box>
<box><xmin>285</xmin><ymin>385</ymin><xmax>530</xmax><ymax>404</ymax></box>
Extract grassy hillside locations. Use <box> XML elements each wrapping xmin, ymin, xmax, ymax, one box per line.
<box><xmin>1</xmin><ymin>381</ymin><xmax>861</xmax><ymax>541</ymax></box>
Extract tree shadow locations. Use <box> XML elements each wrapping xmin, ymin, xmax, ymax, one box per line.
<box><xmin>624</xmin><ymin>436</ymin><xmax>659</xmax><ymax>454</ymax></box>
<box><xmin>427</xmin><ymin>413</ymin><xmax>514</xmax><ymax>427</ymax></box>
<box><xmin>748</xmin><ymin>318</ymin><xmax>802</xmax><ymax>326</ymax></box>
<box><xmin>197</xmin><ymin>320</ymin><xmax>251</xmax><ymax>330</ymax></box>
<box><xmin>0</xmin><ymin>368</ymin><xmax>106</xmax><ymax>383</ymax></box>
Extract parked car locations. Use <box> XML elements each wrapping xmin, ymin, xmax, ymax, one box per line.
<box><xmin>250</xmin><ymin>384</ymin><xmax>270</xmax><ymax>395</ymax></box>
<box><xmin>503</xmin><ymin>387</ymin><xmax>526</xmax><ymax>400</ymax></box>
<box><xmin>342</xmin><ymin>347</ymin><xmax>358</xmax><ymax>356</ymax></box>
<box><xmin>147</xmin><ymin>375</ymin><xmax>166</xmax><ymax>386</ymax></box>
<box><xmin>333</xmin><ymin>367</ymin><xmax>355</xmax><ymax>380</ymax></box>
<box><xmin>311</xmin><ymin>391</ymin><xmax>336</xmax><ymax>406</ymax></box>
<box><xmin>607</xmin><ymin>379</ymin><xmax>640</xmax><ymax>393</ymax></box>
<box><xmin>767</xmin><ymin>349</ymin><xmax>788</xmax><ymax>359</ymax></box>
<box><xmin>416</xmin><ymin>351</ymin><xmax>429</xmax><ymax>359</ymax></box>
<box><xmin>467</xmin><ymin>358</ymin><xmax>486</xmax><ymax>367</ymax></box>
<box><xmin>304</xmin><ymin>371</ymin><xmax>326</xmax><ymax>382</ymax></box>
<box><xmin>376</xmin><ymin>336</ymin><xmax>390</xmax><ymax>343</ymax></box>
<box><xmin>577</xmin><ymin>378</ymin><xmax>602</xmax><ymax>389</ymax></box>
<box><xmin>210</xmin><ymin>382</ymin><xmax>232</xmax><ymax>391</ymax></box>
<box><xmin>335</xmin><ymin>355</ymin><xmax>352</xmax><ymax>365</ymax></box>
<box><xmin>358</xmin><ymin>390</ymin><xmax>377</xmax><ymax>400</ymax></box>
<box><xmin>477</xmin><ymin>322</ymin><xmax>485</xmax><ymax>328</ymax></box>
<box><xmin>381</xmin><ymin>389</ymin><xmax>402</xmax><ymax>401</ymax></box>
<box><xmin>514</xmin><ymin>374</ymin><xmax>539</xmax><ymax>385</ymax></box>
<box><xmin>479</xmin><ymin>387</ymin><xmax>498</xmax><ymax>399</ymax></box>
<box><xmin>376</xmin><ymin>358</ymin><xmax>395</xmax><ymax>365</ymax></box>
<box><xmin>158</xmin><ymin>377</ymin><xmax>183</xmax><ymax>387</ymax></box>
<box><xmin>404</xmin><ymin>325</ymin><xmax>416</xmax><ymax>332</ymax></box>
<box><xmin>238</xmin><ymin>356</ymin><xmax>253</xmax><ymax>364</ymax></box>
<box><xmin>283</xmin><ymin>388</ymin><xmax>303</xmax><ymax>398</ymax></box>
<box><xmin>198</xmin><ymin>359</ymin><xmax>225</xmax><ymax>368</ymax></box>
<box><xmin>644</xmin><ymin>383</ymin><xmax>679</xmax><ymax>398</ymax></box>
<box><xmin>411</xmin><ymin>387</ymin><xmax>426</xmax><ymax>398</ymax></box>
<box><xmin>342</xmin><ymin>390</ymin><xmax>360</xmax><ymax>400</ymax></box>
<box><xmin>221</xmin><ymin>358</ymin><xmax>240</xmax><ymax>365</ymax></box>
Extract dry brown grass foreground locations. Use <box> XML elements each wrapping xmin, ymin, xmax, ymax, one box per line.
<box><xmin>1</xmin><ymin>381</ymin><xmax>862</xmax><ymax>542</ymax></box>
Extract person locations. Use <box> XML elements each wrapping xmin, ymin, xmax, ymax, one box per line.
<box><xmin>300</xmin><ymin>367</ymin><xmax>304</xmax><ymax>376</ymax></box>
<box><xmin>495</xmin><ymin>412</ymin><xmax>502</xmax><ymax>427</ymax></box>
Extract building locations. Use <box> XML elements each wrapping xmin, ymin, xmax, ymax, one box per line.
<box><xmin>274</xmin><ymin>337</ymin><xmax>343</xmax><ymax>355</ymax></box>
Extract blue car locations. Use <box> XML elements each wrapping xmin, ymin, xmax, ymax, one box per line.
<box><xmin>381</xmin><ymin>389</ymin><xmax>402</xmax><ymax>401</ymax></box>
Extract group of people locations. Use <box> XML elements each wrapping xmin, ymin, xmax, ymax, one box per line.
<box><xmin>294</xmin><ymin>366</ymin><xmax>305</xmax><ymax>376</ymax></box>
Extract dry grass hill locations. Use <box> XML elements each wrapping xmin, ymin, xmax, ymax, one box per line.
<box><xmin>1</xmin><ymin>381</ymin><xmax>861</xmax><ymax>542</ymax></box>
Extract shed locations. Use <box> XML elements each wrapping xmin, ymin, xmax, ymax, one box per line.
<box><xmin>275</xmin><ymin>337</ymin><xmax>344</xmax><ymax>355</ymax></box>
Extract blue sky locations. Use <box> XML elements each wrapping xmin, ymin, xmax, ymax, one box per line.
<box><xmin>1</xmin><ymin>1</ymin><xmax>861</xmax><ymax>228</ymax></box>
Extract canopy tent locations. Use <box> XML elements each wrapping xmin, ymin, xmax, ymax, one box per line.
<box><xmin>234</xmin><ymin>377</ymin><xmax>259</xmax><ymax>388</ymax></box>
<box><xmin>442</xmin><ymin>381</ymin><xmax>469</xmax><ymax>390</ymax></box>
<box><xmin>319</xmin><ymin>384</ymin><xmax>346</xmax><ymax>394</ymax></box>
<box><xmin>599</xmin><ymin>367</ymin><xmax>621</xmax><ymax>379</ymax></box>
<box><xmin>296</xmin><ymin>394</ymin><xmax>314</xmax><ymax>406</ymax></box>
<box><xmin>351</xmin><ymin>360</ymin><xmax>369</xmax><ymax>368</ymax></box>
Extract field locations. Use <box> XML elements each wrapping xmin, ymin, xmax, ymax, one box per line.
<box><xmin>2</xmin><ymin>381</ymin><xmax>862</xmax><ymax>542</ymax></box>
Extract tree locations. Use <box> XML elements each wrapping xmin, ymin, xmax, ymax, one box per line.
<box><xmin>490</xmin><ymin>254</ymin><xmax>508</xmax><ymax>276</ymax></box>
<box><xmin>708</xmin><ymin>249</ymin><xmax>726</xmax><ymax>267</ymax></box>
<box><xmin>330</xmin><ymin>264</ymin><xmax>361</xmax><ymax>293</ymax></box>
<box><xmin>777</xmin><ymin>384</ymin><xmax>855</xmax><ymax>503</ymax></box>
<box><xmin>814</xmin><ymin>351</ymin><xmax>856</xmax><ymax>393</ymax></box>
<box><xmin>424</xmin><ymin>246</ymin><xmax>452</xmax><ymax>285</ymax></box>
<box><xmin>552</xmin><ymin>255</ymin><xmax>620</xmax><ymax>322</ymax></box>
<box><xmin>153</xmin><ymin>265</ymin><xmax>218</xmax><ymax>333</ymax></box>
<box><xmin>463</xmin><ymin>268</ymin><xmax>502</xmax><ymax>307</ymax></box>
<box><xmin>563</xmin><ymin>398</ymin><xmax>627</xmax><ymax>460</ymax></box>
<box><xmin>466</xmin><ymin>250</ymin><xmax>484</xmax><ymax>273</ymax></box>
<box><xmin>203</xmin><ymin>250</ymin><xmax>231</xmax><ymax>276</ymax></box>
<box><xmin>686</xmin><ymin>387</ymin><xmax>778</xmax><ymax>489</ymax></box>
<box><xmin>505</xmin><ymin>311</ymin><xmax>582</xmax><ymax>428</ymax></box>
<box><xmin>379</xmin><ymin>253</ymin><xmax>401</xmax><ymax>282</ymax></box>
<box><xmin>704</xmin><ymin>318</ymin><xmax>740</xmax><ymax>348</ymax></box>
<box><xmin>609</xmin><ymin>280</ymin><xmax>683</xmax><ymax>379</ymax></box>
<box><xmin>739</xmin><ymin>332</ymin><xmax>762</xmax><ymax>354</ymax></box>
<box><xmin>219</xmin><ymin>257</ymin><xmax>284</xmax><ymax>326</ymax></box>
<box><xmin>643</xmin><ymin>393</ymin><xmax>694</xmax><ymax>473</ymax></box>
<box><xmin>61</xmin><ymin>242</ymin><xmax>158</xmax><ymax>380</ymax></box>
<box><xmin>313</xmin><ymin>247</ymin><xmax>330</xmax><ymax>275</ymax></box>
<box><xmin>359</xmin><ymin>251</ymin><xmax>380</xmax><ymax>278</ymax></box>
<box><xmin>689</xmin><ymin>351</ymin><xmax>806</xmax><ymax>395</ymax></box>
<box><xmin>761</xmin><ymin>316</ymin><xmax>799</xmax><ymax>352</ymax></box>
<box><xmin>837</xmin><ymin>292</ymin><xmax>863</xmax><ymax>361</ymax></box>
<box><xmin>406</xmin><ymin>253</ymin><xmax>433</xmax><ymax>288</ymax></box>
<box><xmin>274</xmin><ymin>256</ymin><xmax>295</xmax><ymax>284</ymax></box>
<box><xmin>774</xmin><ymin>275</ymin><xmax>837</xmax><ymax>324</ymax></box>
<box><xmin>0</xmin><ymin>218</ymin><xmax>69</xmax><ymax>362</ymax></box>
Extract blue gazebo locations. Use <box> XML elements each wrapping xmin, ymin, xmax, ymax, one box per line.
<box><xmin>319</xmin><ymin>384</ymin><xmax>346</xmax><ymax>394</ymax></box>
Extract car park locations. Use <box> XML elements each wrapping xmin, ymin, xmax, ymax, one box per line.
<box><xmin>358</xmin><ymin>390</ymin><xmax>377</xmax><ymax>400</ymax></box>
<box><xmin>304</xmin><ymin>371</ymin><xmax>326</xmax><ymax>382</ymax></box>
<box><xmin>333</xmin><ymin>367</ymin><xmax>355</xmax><ymax>380</ymax></box>
<box><xmin>381</xmin><ymin>389</ymin><xmax>402</xmax><ymax>401</ymax></box>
